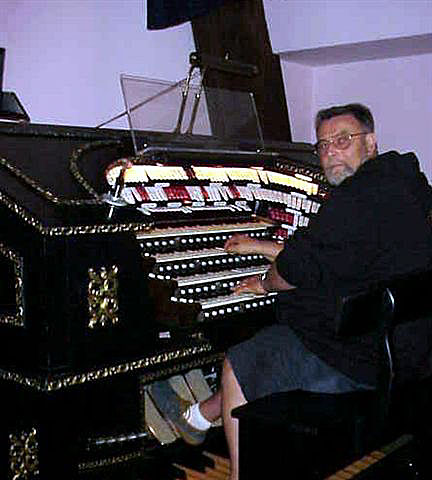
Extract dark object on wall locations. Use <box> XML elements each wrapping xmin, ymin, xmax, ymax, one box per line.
<box><xmin>147</xmin><ymin>0</ymin><xmax>230</xmax><ymax>30</ymax></box>
<box><xmin>0</xmin><ymin>92</ymin><xmax>30</xmax><ymax>122</ymax></box>
<box><xmin>191</xmin><ymin>0</ymin><xmax>292</xmax><ymax>143</ymax></box>
<box><xmin>0</xmin><ymin>48</ymin><xmax>30</xmax><ymax>122</ymax></box>
<box><xmin>147</xmin><ymin>1</ymin><xmax>292</xmax><ymax>143</ymax></box>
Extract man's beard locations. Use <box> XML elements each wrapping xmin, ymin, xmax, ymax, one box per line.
<box><xmin>324</xmin><ymin>164</ymin><xmax>355</xmax><ymax>186</ymax></box>
<box><xmin>324</xmin><ymin>156</ymin><xmax>370</xmax><ymax>186</ymax></box>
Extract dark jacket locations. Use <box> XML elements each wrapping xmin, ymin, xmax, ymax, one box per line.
<box><xmin>275</xmin><ymin>151</ymin><xmax>432</xmax><ymax>385</ymax></box>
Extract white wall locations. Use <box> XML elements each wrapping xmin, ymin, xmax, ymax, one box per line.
<box><xmin>282</xmin><ymin>62</ymin><xmax>314</xmax><ymax>142</ymax></box>
<box><xmin>282</xmin><ymin>53</ymin><xmax>432</xmax><ymax>180</ymax></box>
<box><xmin>2</xmin><ymin>0</ymin><xmax>431</xmax><ymax>182</ymax></box>
<box><xmin>0</xmin><ymin>0</ymin><xmax>195</xmax><ymax>128</ymax></box>
<box><xmin>264</xmin><ymin>0</ymin><xmax>432</xmax><ymax>53</ymax></box>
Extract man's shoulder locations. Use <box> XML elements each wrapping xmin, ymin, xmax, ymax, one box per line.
<box><xmin>360</xmin><ymin>151</ymin><xmax>420</xmax><ymax>178</ymax></box>
<box><xmin>344</xmin><ymin>151</ymin><xmax>423</xmax><ymax>194</ymax></box>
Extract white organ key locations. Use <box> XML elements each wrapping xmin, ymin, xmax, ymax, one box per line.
<box><xmin>311</xmin><ymin>201</ymin><xmax>321</xmax><ymax>213</ymax></box>
<box><xmin>286</xmin><ymin>194</ymin><xmax>292</xmax><ymax>208</ymax></box>
<box><xmin>203</xmin><ymin>185</ymin><xmax>221</xmax><ymax>201</ymax></box>
<box><xmin>218</xmin><ymin>185</ymin><xmax>233</xmax><ymax>200</ymax></box>
<box><xmin>276</xmin><ymin>190</ymin><xmax>284</xmax><ymax>204</ymax></box>
<box><xmin>199</xmin><ymin>292</ymin><xmax>277</xmax><ymax>309</ymax></box>
<box><xmin>154</xmin><ymin>250</ymin><xmax>266</xmax><ymax>265</ymax></box>
<box><xmin>144</xmin><ymin>187</ymin><xmax>168</xmax><ymax>202</ymax></box>
<box><xmin>121</xmin><ymin>187</ymin><xmax>138</xmax><ymax>204</ymax></box>
<box><xmin>236</xmin><ymin>186</ymin><xmax>254</xmax><ymax>201</ymax></box>
<box><xmin>131</xmin><ymin>187</ymin><xmax>143</xmax><ymax>203</ymax></box>
<box><xmin>155</xmin><ymin>248</ymin><xmax>227</xmax><ymax>263</ymax></box>
<box><xmin>175</xmin><ymin>266</ymin><xmax>269</xmax><ymax>287</ymax></box>
<box><xmin>185</xmin><ymin>185</ymin><xmax>205</xmax><ymax>202</ymax></box>
<box><xmin>156</xmin><ymin>186</ymin><xmax>168</xmax><ymax>201</ymax></box>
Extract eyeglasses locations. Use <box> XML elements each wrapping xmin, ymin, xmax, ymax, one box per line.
<box><xmin>315</xmin><ymin>132</ymin><xmax>368</xmax><ymax>156</ymax></box>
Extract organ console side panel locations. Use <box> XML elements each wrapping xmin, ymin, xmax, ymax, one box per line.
<box><xmin>0</xmin><ymin>121</ymin><xmax>328</xmax><ymax>478</ymax></box>
<box><xmin>0</xmin><ymin>133</ymin><xmax>154</xmax><ymax>373</ymax></box>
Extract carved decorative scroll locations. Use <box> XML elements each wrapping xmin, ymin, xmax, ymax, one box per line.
<box><xmin>88</xmin><ymin>266</ymin><xmax>119</xmax><ymax>329</ymax></box>
<box><xmin>9</xmin><ymin>428</ymin><xmax>39</xmax><ymax>479</ymax></box>
<box><xmin>0</xmin><ymin>242</ymin><xmax>24</xmax><ymax>327</ymax></box>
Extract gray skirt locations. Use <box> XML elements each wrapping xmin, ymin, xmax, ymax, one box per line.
<box><xmin>226</xmin><ymin>324</ymin><xmax>372</xmax><ymax>402</ymax></box>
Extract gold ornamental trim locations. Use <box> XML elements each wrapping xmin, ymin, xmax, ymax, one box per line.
<box><xmin>138</xmin><ymin>352</ymin><xmax>224</xmax><ymax>385</ymax></box>
<box><xmin>88</xmin><ymin>266</ymin><xmax>119</xmax><ymax>329</ymax></box>
<box><xmin>69</xmin><ymin>140</ymin><xmax>120</xmax><ymax>199</ymax></box>
<box><xmin>0</xmin><ymin>139</ymin><xmax>152</xmax><ymax>236</ymax></box>
<box><xmin>78</xmin><ymin>451</ymin><xmax>142</xmax><ymax>471</ymax></box>
<box><xmin>0</xmin><ymin>343</ymin><xmax>214</xmax><ymax>392</ymax></box>
<box><xmin>0</xmin><ymin>242</ymin><xmax>25</xmax><ymax>327</ymax></box>
<box><xmin>45</xmin><ymin>222</ymin><xmax>150</xmax><ymax>236</ymax></box>
<box><xmin>0</xmin><ymin>188</ymin><xmax>148</xmax><ymax>236</ymax></box>
<box><xmin>0</xmin><ymin>156</ymin><xmax>102</xmax><ymax>206</ymax></box>
<box><xmin>9</xmin><ymin>427</ymin><xmax>39</xmax><ymax>479</ymax></box>
<box><xmin>0</xmin><ymin>139</ymin><xmax>123</xmax><ymax>206</ymax></box>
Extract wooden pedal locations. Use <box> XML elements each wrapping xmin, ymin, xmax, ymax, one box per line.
<box><xmin>174</xmin><ymin>452</ymin><xmax>231</xmax><ymax>480</ymax></box>
<box><xmin>325</xmin><ymin>434</ymin><xmax>413</xmax><ymax>479</ymax></box>
<box><xmin>144</xmin><ymin>390</ymin><xmax>178</xmax><ymax>444</ymax></box>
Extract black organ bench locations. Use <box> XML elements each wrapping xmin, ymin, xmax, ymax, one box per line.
<box><xmin>0</xmin><ymin>121</ymin><xmax>324</xmax><ymax>478</ymax></box>
<box><xmin>232</xmin><ymin>270</ymin><xmax>432</xmax><ymax>479</ymax></box>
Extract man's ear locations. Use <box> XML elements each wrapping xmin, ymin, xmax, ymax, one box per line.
<box><xmin>365</xmin><ymin>132</ymin><xmax>377</xmax><ymax>156</ymax></box>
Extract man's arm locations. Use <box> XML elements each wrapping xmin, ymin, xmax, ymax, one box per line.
<box><xmin>224</xmin><ymin>233</ymin><xmax>284</xmax><ymax>261</ymax></box>
<box><xmin>224</xmin><ymin>233</ymin><xmax>295</xmax><ymax>295</ymax></box>
<box><xmin>232</xmin><ymin>262</ymin><xmax>296</xmax><ymax>295</ymax></box>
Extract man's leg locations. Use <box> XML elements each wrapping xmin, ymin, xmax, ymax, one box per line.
<box><xmin>198</xmin><ymin>389</ymin><xmax>222</xmax><ymax>423</ymax></box>
<box><xmin>182</xmin><ymin>389</ymin><xmax>222</xmax><ymax>433</ymax></box>
<box><xmin>222</xmin><ymin>357</ymin><xmax>247</xmax><ymax>480</ymax></box>
<box><xmin>149</xmin><ymin>380</ymin><xmax>222</xmax><ymax>445</ymax></box>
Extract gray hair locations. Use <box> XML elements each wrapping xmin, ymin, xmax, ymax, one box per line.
<box><xmin>315</xmin><ymin>103</ymin><xmax>375</xmax><ymax>134</ymax></box>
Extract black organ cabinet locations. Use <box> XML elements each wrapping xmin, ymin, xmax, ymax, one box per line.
<box><xmin>0</xmin><ymin>121</ymin><xmax>327</xmax><ymax>479</ymax></box>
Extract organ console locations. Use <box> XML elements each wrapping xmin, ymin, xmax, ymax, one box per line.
<box><xmin>0</xmin><ymin>119</ymin><xmax>327</xmax><ymax>478</ymax></box>
<box><xmin>105</xmin><ymin>146</ymin><xmax>326</xmax><ymax>335</ymax></box>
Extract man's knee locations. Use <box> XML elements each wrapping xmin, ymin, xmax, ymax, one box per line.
<box><xmin>222</xmin><ymin>356</ymin><xmax>247</xmax><ymax>405</ymax></box>
<box><xmin>222</xmin><ymin>357</ymin><xmax>237</xmax><ymax>385</ymax></box>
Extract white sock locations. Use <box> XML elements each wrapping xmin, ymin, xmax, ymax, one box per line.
<box><xmin>183</xmin><ymin>403</ymin><xmax>212</xmax><ymax>431</ymax></box>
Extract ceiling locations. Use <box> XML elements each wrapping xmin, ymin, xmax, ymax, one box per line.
<box><xmin>279</xmin><ymin>33</ymin><xmax>432</xmax><ymax>66</ymax></box>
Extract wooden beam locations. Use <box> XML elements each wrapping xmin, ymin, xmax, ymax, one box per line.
<box><xmin>191</xmin><ymin>0</ymin><xmax>292</xmax><ymax>144</ymax></box>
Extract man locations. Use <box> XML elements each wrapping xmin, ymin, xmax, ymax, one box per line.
<box><xmin>150</xmin><ymin>104</ymin><xmax>432</xmax><ymax>480</ymax></box>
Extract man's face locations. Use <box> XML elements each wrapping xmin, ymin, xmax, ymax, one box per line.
<box><xmin>317</xmin><ymin>114</ymin><xmax>376</xmax><ymax>186</ymax></box>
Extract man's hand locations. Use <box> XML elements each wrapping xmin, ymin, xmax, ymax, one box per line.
<box><xmin>224</xmin><ymin>234</ymin><xmax>284</xmax><ymax>261</ymax></box>
<box><xmin>232</xmin><ymin>274</ymin><xmax>266</xmax><ymax>295</ymax></box>
<box><xmin>225</xmin><ymin>234</ymin><xmax>296</xmax><ymax>294</ymax></box>
<box><xmin>224</xmin><ymin>234</ymin><xmax>262</xmax><ymax>255</ymax></box>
